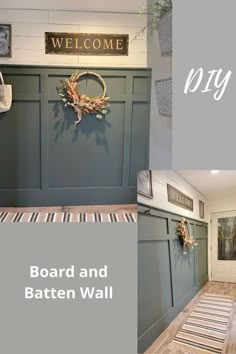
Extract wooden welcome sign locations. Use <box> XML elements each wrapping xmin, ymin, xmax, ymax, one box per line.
<box><xmin>45</xmin><ymin>32</ymin><xmax>129</xmax><ymax>56</ymax></box>
<box><xmin>167</xmin><ymin>184</ymin><xmax>194</xmax><ymax>211</ymax></box>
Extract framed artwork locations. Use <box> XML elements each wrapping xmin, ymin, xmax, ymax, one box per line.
<box><xmin>155</xmin><ymin>79</ymin><xmax>172</xmax><ymax>117</ymax></box>
<box><xmin>0</xmin><ymin>24</ymin><xmax>11</xmax><ymax>58</ymax></box>
<box><xmin>137</xmin><ymin>170</ymin><xmax>153</xmax><ymax>199</ymax></box>
<box><xmin>157</xmin><ymin>9</ymin><xmax>172</xmax><ymax>56</ymax></box>
<box><xmin>199</xmin><ymin>200</ymin><xmax>204</xmax><ymax>219</ymax></box>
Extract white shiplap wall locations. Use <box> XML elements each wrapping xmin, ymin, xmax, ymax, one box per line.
<box><xmin>0</xmin><ymin>9</ymin><xmax>148</xmax><ymax>67</ymax></box>
<box><xmin>138</xmin><ymin>170</ymin><xmax>209</xmax><ymax>222</ymax></box>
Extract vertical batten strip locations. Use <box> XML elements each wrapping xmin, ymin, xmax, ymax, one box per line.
<box><xmin>40</xmin><ymin>73</ymin><xmax>49</xmax><ymax>190</ymax></box>
<box><xmin>122</xmin><ymin>73</ymin><xmax>133</xmax><ymax>187</ymax></box>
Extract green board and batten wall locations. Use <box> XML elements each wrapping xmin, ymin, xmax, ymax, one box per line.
<box><xmin>138</xmin><ymin>204</ymin><xmax>208</xmax><ymax>353</ymax></box>
<box><xmin>0</xmin><ymin>65</ymin><xmax>150</xmax><ymax>206</ymax></box>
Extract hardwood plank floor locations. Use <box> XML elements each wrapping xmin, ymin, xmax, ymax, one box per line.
<box><xmin>145</xmin><ymin>281</ymin><xmax>236</xmax><ymax>354</ymax></box>
<box><xmin>0</xmin><ymin>204</ymin><xmax>137</xmax><ymax>213</ymax></box>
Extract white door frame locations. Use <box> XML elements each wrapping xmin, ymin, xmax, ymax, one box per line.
<box><xmin>211</xmin><ymin>210</ymin><xmax>236</xmax><ymax>283</ymax></box>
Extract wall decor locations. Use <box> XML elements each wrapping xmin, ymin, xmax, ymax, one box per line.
<box><xmin>167</xmin><ymin>184</ymin><xmax>193</xmax><ymax>211</ymax></box>
<box><xmin>157</xmin><ymin>9</ymin><xmax>172</xmax><ymax>56</ymax></box>
<box><xmin>45</xmin><ymin>32</ymin><xmax>129</xmax><ymax>56</ymax></box>
<box><xmin>0</xmin><ymin>72</ymin><xmax>12</xmax><ymax>113</ymax></box>
<box><xmin>176</xmin><ymin>218</ymin><xmax>198</xmax><ymax>255</ymax></box>
<box><xmin>0</xmin><ymin>24</ymin><xmax>11</xmax><ymax>58</ymax></box>
<box><xmin>155</xmin><ymin>79</ymin><xmax>172</xmax><ymax>116</ymax></box>
<box><xmin>199</xmin><ymin>200</ymin><xmax>204</xmax><ymax>219</ymax></box>
<box><xmin>59</xmin><ymin>71</ymin><xmax>110</xmax><ymax>124</ymax></box>
<box><xmin>137</xmin><ymin>170</ymin><xmax>153</xmax><ymax>199</ymax></box>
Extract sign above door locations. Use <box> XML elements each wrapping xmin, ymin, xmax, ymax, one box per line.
<box><xmin>45</xmin><ymin>32</ymin><xmax>129</xmax><ymax>56</ymax></box>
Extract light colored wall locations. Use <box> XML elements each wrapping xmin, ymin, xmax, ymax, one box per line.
<box><xmin>138</xmin><ymin>170</ymin><xmax>208</xmax><ymax>222</ymax></box>
<box><xmin>149</xmin><ymin>28</ymin><xmax>172</xmax><ymax>169</ymax></box>
<box><xmin>0</xmin><ymin>0</ymin><xmax>145</xmax><ymax>13</ymax></box>
<box><xmin>208</xmin><ymin>193</ymin><xmax>236</xmax><ymax>214</ymax></box>
<box><xmin>0</xmin><ymin>8</ymin><xmax>148</xmax><ymax>67</ymax></box>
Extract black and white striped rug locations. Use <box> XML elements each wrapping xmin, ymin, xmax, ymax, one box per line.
<box><xmin>0</xmin><ymin>211</ymin><xmax>137</xmax><ymax>223</ymax></box>
<box><xmin>165</xmin><ymin>293</ymin><xmax>234</xmax><ymax>354</ymax></box>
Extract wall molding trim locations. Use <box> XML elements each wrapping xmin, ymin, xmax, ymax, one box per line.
<box><xmin>0</xmin><ymin>65</ymin><xmax>151</xmax><ymax>206</ymax></box>
<box><xmin>138</xmin><ymin>205</ymin><xmax>208</xmax><ymax>353</ymax></box>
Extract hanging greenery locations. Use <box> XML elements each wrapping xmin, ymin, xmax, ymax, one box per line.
<box><xmin>59</xmin><ymin>71</ymin><xmax>110</xmax><ymax>125</ymax></box>
<box><xmin>134</xmin><ymin>0</ymin><xmax>172</xmax><ymax>39</ymax></box>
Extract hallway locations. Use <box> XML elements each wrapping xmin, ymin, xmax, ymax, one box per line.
<box><xmin>145</xmin><ymin>282</ymin><xmax>236</xmax><ymax>354</ymax></box>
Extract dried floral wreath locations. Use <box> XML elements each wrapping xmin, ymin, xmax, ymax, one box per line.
<box><xmin>59</xmin><ymin>71</ymin><xmax>110</xmax><ymax>124</ymax></box>
<box><xmin>176</xmin><ymin>218</ymin><xmax>198</xmax><ymax>255</ymax></box>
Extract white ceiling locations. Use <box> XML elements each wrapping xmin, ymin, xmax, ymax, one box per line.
<box><xmin>177</xmin><ymin>170</ymin><xmax>236</xmax><ymax>200</ymax></box>
<box><xmin>0</xmin><ymin>0</ymin><xmax>146</xmax><ymax>13</ymax></box>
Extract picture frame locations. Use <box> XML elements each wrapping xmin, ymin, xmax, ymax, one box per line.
<box><xmin>0</xmin><ymin>24</ymin><xmax>12</xmax><ymax>58</ymax></box>
<box><xmin>155</xmin><ymin>78</ymin><xmax>172</xmax><ymax>117</ymax></box>
<box><xmin>199</xmin><ymin>200</ymin><xmax>204</xmax><ymax>219</ymax></box>
<box><xmin>137</xmin><ymin>170</ymin><xmax>153</xmax><ymax>199</ymax></box>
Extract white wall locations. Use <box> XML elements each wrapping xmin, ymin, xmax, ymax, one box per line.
<box><xmin>0</xmin><ymin>0</ymin><xmax>145</xmax><ymax>13</ymax></box>
<box><xmin>138</xmin><ymin>170</ymin><xmax>208</xmax><ymax>222</ymax></box>
<box><xmin>149</xmin><ymin>28</ymin><xmax>172</xmax><ymax>168</ymax></box>
<box><xmin>0</xmin><ymin>8</ymin><xmax>148</xmax><ymax>67</ymax></box>
<box><xmin>208</xmin><ymin>192</ymin><xmax>236</xmax><ymax>214</ymax></box>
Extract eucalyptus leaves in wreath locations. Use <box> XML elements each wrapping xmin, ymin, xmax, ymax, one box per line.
<box><xmin>176</xmin><ymin>218</ymin><xmax>198</xmax><ymax>255</ymax></box>
<box><xmin>59</xmin><ymin>71</ymin><xmax>110</xmax><ymax>125</ymax></box>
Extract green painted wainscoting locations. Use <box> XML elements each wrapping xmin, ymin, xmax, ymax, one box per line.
<box><xmin>138</xmin><ymin>204</ymin><xmax>208</xmax><ymax>353</ymax></box>
<box><xmin>0</xmin><ymin>66</ymin><xmax>150</xmax><ymax>206</ymax></box>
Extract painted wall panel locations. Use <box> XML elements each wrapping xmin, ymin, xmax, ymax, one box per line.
<box><xmin>196</xmin><ymin>238</ymin><xmax>208</xmax><ymax>283</ymax></box>
<box><xmin>195</xmin><ymin>224</ymin><xmax>208</xmax><ymax>237</ymax></box>
<box><xmin>133</xmin><ymin>76</ymin><xmax>150</xmax><ymax>95</ymax></box>
<box><xmin>138</xmin><ymin>207</ymin><xmax>208</xmax><ymax>353</ymax></box>
<box><xmin>48</xmin><ymin>102</ymin><xmax>125</xmax><ymax>188</ymax></box>
<box><xmin>138</xmin><ymin>214</ymin><xmax>168</xmax><ymax>240</ymax></box>
<box><xmin>4</xmin><ymin>74</ymin><xmax>40</xmax><ymax>94</ymax></box>
<box><xmin>0</xmin><ymin>66</ymin><xmax>150</xmax><ymax>206</ymax></box>
<box><xmin>138</xmin><ymin>241</ymin><xmax>172</xmax><ymax>336</ymax></box>
<box><xmin>172</xmin><ymin>240</ymin><xmax>195</xmax><ymax>303</ymax></box>
<box><xmin>129</xmin><ymin>102</ymin><xmax>150</xmax><ymax>186</ymax></box>
<box><xmin>0</xmin><ymin>102</ymin><xmax>40</xmax><ymax>189</ymax></box>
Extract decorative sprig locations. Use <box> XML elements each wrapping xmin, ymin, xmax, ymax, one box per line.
<box><xmin>133</xmin><ymin>0</ymin><xmax>172</xmax><ymax>40</ymax></box>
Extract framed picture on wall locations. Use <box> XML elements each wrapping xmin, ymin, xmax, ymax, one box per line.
<box><xmin>0</xmin><ymin>24</ymin><xmax>11</xmax><ymax>58</ymax></box>
<box><xmin>199</xmin><ymin>200</ymin><xmax>204</xmax><ymax>219</ymax></box>
<box><xmin>137</xmin><ymin>170</ymin><xmax>153</xmax><ymax>199</ymax></box>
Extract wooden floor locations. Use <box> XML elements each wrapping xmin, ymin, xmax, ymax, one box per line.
<box><xmin>0</xmin><ymin>204</ymin><xmax>137</xmax><ymax>213</ymax></box>
<box><xmin>145</xmin><ymin>281</ymin><xmax>236</xmax><ymax>354</ymax></box>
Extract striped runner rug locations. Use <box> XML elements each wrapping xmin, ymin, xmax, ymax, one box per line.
<box><xmin>164</xmin><ymin>293</ymin><xmax>234</xmax><ymax>354</ymax></box>
<box><xmin>0</xmin><ymin>211</ymin><xmax>137</xmax><ymax>223</ymax></box>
